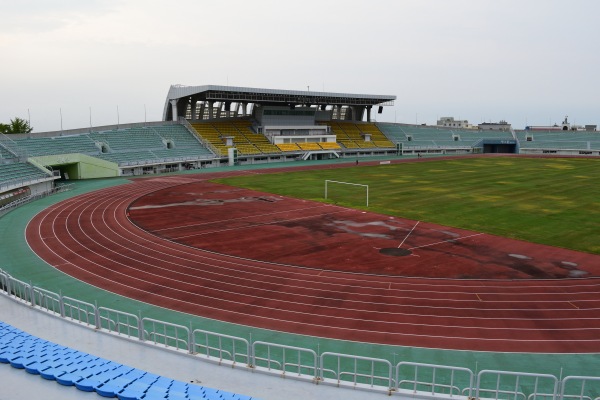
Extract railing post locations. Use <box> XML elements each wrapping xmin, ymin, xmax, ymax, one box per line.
<box><xmin>188</xmin><ymin>321</ymin><xmax>193</xmax><ymax>354</ymax></box>
<box><xmin>248</xmin><ymin>332</ymin><xmax>254</xmax><ymax>369</ymax></box>
<box><xmin>94</xmin><ymin>300</ymin><xmax>100</xmax><ymax>329</ymax></box>
<box><xmin>6</xmin><ymin>275</ymin><xmax>11</xmax><ymax>297</ymax></box>
<box><xmin>138</xmin><ymin>310</ymin><xmax>144</xmax><ymax>341</ymax></box>
<box><xmin>28</xmin><ymin>281</ymin><xmax>35</xmax><ymax>306</ymax></box>
<box><xmin>59</xmin><ymin>290</ymin><xmax>65</xmax><ymax>318</ymax></box>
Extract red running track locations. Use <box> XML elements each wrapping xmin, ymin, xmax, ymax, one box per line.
<box><xmin>26</xmin><ymin>171</ymin><xmax>600</xmax><ymax>353</ymax></box>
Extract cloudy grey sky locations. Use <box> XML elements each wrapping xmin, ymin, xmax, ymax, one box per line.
<box><xmin>1</xmin><ymin>0</ymin><xmax>598</xmax><ymax>132</ymax></box>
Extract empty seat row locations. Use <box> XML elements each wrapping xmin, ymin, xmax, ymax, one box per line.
<box><xmin>0</xmin><ymin>320</ymin><xmax>258</xmax><ymax>400</ymax></box>
<box><xmin>10</xmin><ymin>125</ymin><xmax>216</xmax><ymax>164</ymax></box>
<box><xmin>0</xmin><ymin>162</ymin><xmax>51</xmax><ymax>186</ymax></box>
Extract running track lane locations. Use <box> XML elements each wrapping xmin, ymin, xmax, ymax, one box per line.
<box><xmin>25</xmin><ymin>174</ymin><xmax>600</xmax><ymax>353</ymax></box>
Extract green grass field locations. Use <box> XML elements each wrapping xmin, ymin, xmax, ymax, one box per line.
<box><xmin>214</xmin><ymin>157</ymin><xmax>600</xmax><ymax>254</ymax></box>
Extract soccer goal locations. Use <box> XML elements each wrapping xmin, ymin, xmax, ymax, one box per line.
<box><xmin>324</xmin><ymin>180</ymin><xmax>369</xmax><ymax>207</ymax></box>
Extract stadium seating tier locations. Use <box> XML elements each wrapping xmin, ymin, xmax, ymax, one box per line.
<box><xmin>0</xmin><ymin>321</ymin><xmax>259</xmax><ymax>400</ymax></box>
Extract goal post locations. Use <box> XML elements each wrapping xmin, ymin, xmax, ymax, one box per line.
<box><xmin>324</xmin><ymin>180</ymin><xmax>369</xmax><ymax>207</ymax></box>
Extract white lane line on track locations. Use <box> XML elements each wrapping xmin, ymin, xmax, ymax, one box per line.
<box><xmin>27</xmin><ymin>203</ymin><xmax>600</xmax><ymax>335</ymax></box>
<box><xmin>171</xmin><ymin>209</ymin><xmax>348</xmax><ymax>240</ymax></box>
<box><xmin>41</xmin><ymin>185</ymin><xmax>600</xmax><ymax>293</ymax></box>
<box><xmin>91</xmin><ymin>186</ymin><xmax>600</xmax><ymax>303</ymax></box>
<box><xmin>32</xmin><ymin>183</ymin><xmax>600</xmax><ymax>302</ymax></box>
<box><xmin>153</xmin><ymin>204</ymin><xmax>335</xmax><ymax>232</ymax></box>
<box><xmin>28</xmin><ymin>178</ymin><xmax>600</xmax><ymax>346</ymax></box>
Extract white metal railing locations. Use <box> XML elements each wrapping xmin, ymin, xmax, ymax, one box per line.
<box><xmin>62</xmin><ymin>296</ymin><xmax>97</xmax><ymax>327</ymax></box>
<box><xmin>560</xmin><ymin>376</ymin><xmax>600</xmax><ymax>400</ymax></box>
<box><xmin>0</xmin><ymin>268</ymin><xmax>598</xmax><ymax>399</ymax></box>
<box><xmin>193</xmin><ymin>329</ymin><xmax>250</xmax><ymax>366</ymax></box>
<box><xmin>396</xmin><ymin>361</ymin><xmax>474</xmax><ymax>398</ymax></box>
<box><xmin>0</xmin><ymin>132</ymin><xmax>28</xmax><ymax>159</ymax></box>
<box><xmin>320</xmin><ymin>352</ymin><xmax>394</xmax><ymax>390</ymax></box>
<box><xmin>32</xmin><ymin>286</ymin><xmax>62</xmax><ymax>316</ymax></box>
<box><xmin>142</xmin><ymin>317</ymin><xmax>190</xmax><ymax>352</ymax></box>
<box><xmin>5</xmin><ymin>275</ymin><xmax>32</xmax><ymax>304</ymax></box>
<box><xmin>98</xmin><ymin>307</ymin><xmax>141</xmax><ymax>339</ymax></box>
<box><xmin>0</xmin><ymin>184</ymin><xmax>73</xmax><ymax>217</ymax></box>
<box><xmin>476</xmin><ymin>370</ymin><xmax>559</xmax><ymax>400</ymax></box>
<box><xmin>253</xmin><ymin>341</ymin><xmax>318</xmax><ymax>379</ymax></box>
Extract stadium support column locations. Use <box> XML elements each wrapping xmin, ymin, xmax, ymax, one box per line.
<box><xmin>366</xmin><ymin>106</ymin><xmax>372</xmax><ymax>122</ymax></box>
<box><xmin>198</xmin><ymin>102</ymin><xmax>206</xmax><ymax>120</ymax></box>
<box><xmin>190</xmin><ymin>99</ymin><xmax>197</xmax><ymax>120</ymax></box>
<box><xmin>170</xmin><ymin>99</ymin><xmax>178</xmax><ymax>121</ymax></box>
<box><xmin>241</xmin><ymin>102</ymin><xmax>248</xmax><ymax>116</ymax></box>
<box><xmin>354</xmin><ymin>106</ymin><xmax>366</xmax><ymax>122</ymax></box>
<box><xmin>208</xmin><ymin>101</ymin><xmax>214</xmax><ymax>119</ymax></box>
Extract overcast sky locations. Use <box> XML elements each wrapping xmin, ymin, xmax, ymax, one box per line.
<box><xmin>1</xmin><ymin>0</ymin><xmax>598</xmax><ymax>132</ymax></box>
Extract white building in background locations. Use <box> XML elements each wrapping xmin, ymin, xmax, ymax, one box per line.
<box><xmin>525</xmin><ymin>116</ymin><xmax>596</xmax><ymax>131</ymax></box>
<box><xmin>478</xmin><ymin>120</ymin><xmax>512</xmax><ymax>131</ymax></box>
<box><xmin>437</xmin><ymin>117</ymin><xmax>474</xmax><ymax>129</ymax></box>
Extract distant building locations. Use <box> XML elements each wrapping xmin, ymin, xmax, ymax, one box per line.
<box><xmin>437</xmin><ymin>117</ymin><xmax>473</xmax><ymax>129</ymax></box>
<box><xmin>524</xmin><ymin>116</ymin><xmax>590</xmax><ymax>131</ymax></box>
<box><xmin>526</xmin><ymin>116</ymin><xmax>569</xmax><ymax>131</ymax></box>
<box><xmin>478</xmin><ymin>120</ymin><xmax>512</xmax><ymax>131</ymax></box>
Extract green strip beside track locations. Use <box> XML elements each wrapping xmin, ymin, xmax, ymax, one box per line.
<box><xmin>0</xmin><ymin>163</ymin><xmax>598</xmax><ymax>393</ymax></box>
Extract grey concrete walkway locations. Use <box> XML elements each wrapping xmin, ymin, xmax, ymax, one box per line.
<box><xmin>0</xmin><ymin>294</ymin><xmax>388</xmax><ymax>400</ymax></box>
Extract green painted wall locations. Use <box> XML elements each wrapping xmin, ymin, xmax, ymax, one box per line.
<box><xmin>29</xmin><ymin>154</ymin><xmax>119</xmax><ymax>179</ymax></box>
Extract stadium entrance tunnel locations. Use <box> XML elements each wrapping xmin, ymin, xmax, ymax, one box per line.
<box><xmin>379</xmin><ymin>248</ymin><xmax>413</xmax><ymax>257</ymax></box>
<box><xmin>481</xmin><ymin>139</ymin><xmax>517</xmax><ymax>154</ymax></box>
<box><xmin>30</xmin><ymin>154</ymin><xmax>119</xmax><ymax>179</ymax></box>
<box><xmin>49</xmin><ymin>163</ymin><xmax>79</xmax><ymax>180</ymax></box>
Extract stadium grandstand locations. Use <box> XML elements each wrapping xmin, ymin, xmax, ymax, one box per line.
<box><xmin>2</xmin><ymin>84</ymin><xmax>600</xmax><ymax>400</ymax></box>
<box><xmin>1</xmin><ymin>84</ymin><xmax>599</xmax><ymax>188</ymax></box>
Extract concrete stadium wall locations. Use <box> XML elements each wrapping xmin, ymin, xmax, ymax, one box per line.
<box><xmin>29</xmin><ymin>181</ymin><xmax>54</xmax><ymax>195</ymax></box>
<box><xmin>30</xmin><ymin>154</ymin><xmax>119</xmax><ymax>179</ymax></box>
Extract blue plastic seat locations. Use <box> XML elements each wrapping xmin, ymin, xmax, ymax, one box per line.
<box><xmin>2</xmin><ymin>349</ymin><xmax>32</xmax><ymax>365</ymax></box>
<box><xmin>186</xmin><ymin>385</ymin><xmax>205</xmax><ymax>397</ymax></box>
<box><xmin>166</xmin><ymin>381</ymin><xmax>192</xmax><ymax>399</ymax></box>
<box><xmin>40</xmin><ymin>362</ymin><xmax>80</xmax><ymax>380</ymax></box>
<box><xmin>24</xmin><ymin>353</ymin><xmax>63</xmax><ymax>374</ymax></box>
<box><xmin>116</xmin><ymin>373</ymin><xmax>160</xmax><ymax>400</ymax></box>
<box><xmin>150</xmin><ymin>376</ymin><xmax>173</xmax><ymax>389</ymax></box>
<box><xmin>0</xmin><ymin>322</ymin><xmax>260</xmax><ymax>400</ymax></box>
<box><xmin>9</xmin><ymin>351</ymin><xmax>38</xmax><ymax>369</ymax></box>
<box><xmin>75</xmin><ymin>365</ymin><xmax>133</xmax><ymax>392</ymax></box>
<box><xmin>39</xmin><ymin>354</ymin><xmax>100</xmax><ymax>381</ymax></box>
<box><xmin>144</xmin><ymin>385</ymin><xmax>170</xmax><ymax>399</ymax></box>
<box><xmin>95</xmin><ymin>369</ymin><xmax>146</xmax><ymax>397</ymax></box>
<box><xmin>56</xmin><ymin>360</ymin><xmax>117</xmax><ymax>386</ymax></box>
<box><xmin>165</xmin><ymin>393</ymin><xmax>190</xmax><ymax>400</ymax></box>
<box><xmin>201</xmin><ymin>387</ymin><xmax>223</xmax><ymax>399</ymax></box>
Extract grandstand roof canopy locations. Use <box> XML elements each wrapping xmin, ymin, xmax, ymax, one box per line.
<box><xmin>163</xmin><ymin>84</ymin><xmax>396</xmax><ymax>121</ymax></box>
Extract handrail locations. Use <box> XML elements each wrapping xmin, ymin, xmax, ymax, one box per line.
<box><xmin>0</xmin><ymin>268</ymin><xmax>599</xmax><ymax>399</ymax></box>
<box><xmin>179</xmin><ymin>118</ymin><xmax>222</xmax><ymax>156</ymax></box>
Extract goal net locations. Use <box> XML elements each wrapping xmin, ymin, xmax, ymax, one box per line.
<box><xmin>324</xmin><ymin>180</ymin><xmax>369</xmax><ymax>207</ymax></box>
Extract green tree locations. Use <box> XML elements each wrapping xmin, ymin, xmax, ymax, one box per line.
<box><xmin>1</xmin><ymin>117</ymin><xmax>33</xmax><ymax>134</ymax></box>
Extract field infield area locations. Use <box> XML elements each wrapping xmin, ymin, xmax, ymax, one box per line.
<box><xmin>26</xmin><ymin>164</ymin><xmax>600</xmax><ymax>353</ymax></box>
<box><xmin>130</xmin><ymin>180</ymin><xmax>599</xmax><ymax>280</ymax></box>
